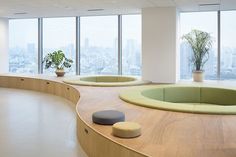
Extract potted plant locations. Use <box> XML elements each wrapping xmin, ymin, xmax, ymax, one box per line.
<box><xmin>182</xmin><ymin>29</ymin><xmax>213</xmax><ymax>82</ymax></box>
<box><xmin>43</xmin><ymin>50</ymin><xmax>73</xmax><ymax>77</ymax></box>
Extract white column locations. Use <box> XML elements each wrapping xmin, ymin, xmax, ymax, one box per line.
<box><xmin>142</xmin><ymin>7</ymin><xmax>180</xmax><ymax>83</ymax></box>
<box><xmin>0</xmin><ymin>18</ymin><xmax>9</xmax><ymax>73</ymax></box>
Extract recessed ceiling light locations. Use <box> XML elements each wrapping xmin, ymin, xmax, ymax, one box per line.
<box><xmin>14</xmin><ymin>12</ymin><xmax>28</xmax><ymax>15</ymax></box>
<box><xmin>87</xmin><ymin>9</ymin><xmax>104</xmax><ymax>12</ymax></box>
<box><xmin>199</xmin><ymin>3</ymin><xmax>220</xmax><ymax>11</ymax></box>
<box><xmin>199</xmin><ymin>3</ymin><xmax>220</xmax><ymax>7</ymax></box>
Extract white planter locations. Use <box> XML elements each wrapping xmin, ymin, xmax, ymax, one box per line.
<box><xmin>55</xmin><ymin>69</ymin><xmax>65</xmax><ymax>77</ymax></box>
<box><xmin>192</xmin><ymin>71</ymin><xmax>204</xmax><ymax>82</ymax></box>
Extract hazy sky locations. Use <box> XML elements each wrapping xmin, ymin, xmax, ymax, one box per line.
<box><xmin>180</xmin><ymin>11</ymin><xmax>218</xmax><ymax>48</ymax></box>
<box><xmin>181</xmin><ymin>11</ymin><xmax>236</xmax><ymax>48</ymax></box>
<box><xmin>221</xmin><ymin>11</ymin><xmax>236</xmax><ymax>47</ymax></box>
<box><xmin>9</xmin><ymin>15</ymin><xmax>141</xmax><ymax>49</ymax></box>
<box><xmin>9</xmin><ymin>19</ymin><xmax>38</xmax><ymax>48</ymax></box>
<box><xmin>9</xmin><ymin>11</ymin><xmax>236</xmax><ymax>50</ymax></box>
<box><xmin>43</xmin><ymin>17</ymin><xmax>75</xmax><ymax>48</ymax></box>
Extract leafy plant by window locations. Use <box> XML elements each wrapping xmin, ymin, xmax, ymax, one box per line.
<box><xmin>182</xmin><ymin>29</ymin><xmax>213</xmax><ymax>71</ymax></box>
<box><xmin>43</xmin><ymin>50</ymin><xmax>73</xmax><ymax>70</ymax></box>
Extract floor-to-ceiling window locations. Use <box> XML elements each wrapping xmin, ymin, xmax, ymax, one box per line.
<box><xmin>43</xmin><ymin>17</ymin><xmax>76</xmax><ymax>74</ymax></box>
<box><xmin>221</xmin><ymin>11</ymin><xmax>236</xmax><ymax>80</ymax></box>
<box><xmin>9</xmin><ymin>19</ymin><xmax>38</xmax><ymax>74</ymax></box>
<box><xmin>122</xmin><ymin>15</ymin><xmax>141</xmax><ymax>76</ymax></box>
<box><xmin>80</xmin><ymin>16</ymin><xmax>118</xmax><ymax>75</ymax></box>
<box><xmin>9</xmin><ymin>15</ymin><xmax>142</xmax><ymax>76</ymax></box>
<box><xmin>180</xmin><ymin>12</ymin><xmax>218</xmax><ymax>80</ymax></box>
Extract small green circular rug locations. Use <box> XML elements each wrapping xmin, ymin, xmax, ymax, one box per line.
<box><xmin>63</xmin><ymin>75</ymin><xmax>150</xmax><ymax>87</ymax></box>
<box><xmin>119</xmin><ymin>85</ymin><xmax>236</xmax><ymax>115</ymax></box>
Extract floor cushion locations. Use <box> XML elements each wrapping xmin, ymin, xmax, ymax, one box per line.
<box><xmin>92</xmin><ymin>110</ymin><xmax>125</xmax><ymax>125</ymax></box>
<box><xmin>112</xmin><ymin>122</ymin><xmax>141</xmax><ymax>138</ymax></box>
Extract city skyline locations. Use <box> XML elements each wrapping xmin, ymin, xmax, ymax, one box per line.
<box><xmin>9</xmin><ymin>16</ymin><xmax>141</xmax><ymax>49</ymax></box>
<box><xmin>9</xmin><ymin>15</ymin><xmax>142</xmax><ymax>76</ymax></box>
<box><xmin>9</xmin><ymin>37</ymin><xmax>141</xmax><ymax>76</ymax></box>
<box><xmin>8</xmin><ymin>12</ymin><xmax>236</xmax><ymax>80</ymax></box>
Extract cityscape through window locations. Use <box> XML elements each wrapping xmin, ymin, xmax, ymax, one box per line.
<box><xmin>80</xmin><ymin>16</ymin><xmax>118</xmax><ymax>75</ymax></box>
<box><xmin>43</xmin><ymin>17</ymin><xmax>76</xmax><ymax>74</ymax></box>
<box><xmin>9</xmin><ymin>15</ymin><xmax>142</xmax><ymax>76</ymax></box>
<box><xmin>9</xmin><ymin>13</ymin><xmax>236</xmax><ymax>80</ymax></box>
<box><xmin>221</xmin><ymin>11</ymin><xmax>236</xmax><ymax>80</ymax></box>
<box><xmin>122</xmin><ymin>15</ymin><xmax>142</xmax><ymax>76</ymax></box>
<box><xmin>180</xmin><ymin>12</ymin><xmax>218</xmax><ymax>80</ymax></box>
<box><xmin>9</xmin><ymin>19</ymin><xmax>38</xmax><ymax>74</ymax></box>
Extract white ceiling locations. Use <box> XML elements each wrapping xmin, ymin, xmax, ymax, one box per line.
<box><xmin>1</xmin><ymin>0</ymin><xmax>236</xmax><ymax>18</ymax></box>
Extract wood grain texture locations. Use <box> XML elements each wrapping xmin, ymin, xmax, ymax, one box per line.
<box><xmin>75</xmin><ymin>82</ymin><xmax>236</xmax><ymax>157</ymax></box>
<box><xmin>1</xmin><ymin>74</ymin><xmax>236</xmax><ymax>157</ymax></box>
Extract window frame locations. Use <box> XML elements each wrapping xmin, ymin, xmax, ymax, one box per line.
<box><xmin>179</xmin><ymin>10</ymin><xmax>235</xmax><ymax>80</ymax></box>
<box><xmin>9</xmin><ymin>14</ymin><xmax>141</xmax><ymax>76</ymax></box>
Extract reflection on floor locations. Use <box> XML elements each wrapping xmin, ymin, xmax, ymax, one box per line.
<box><xmin>0</xmin><ymin>88</ymin><xmax>87</xmax><ymax>157</ymax></box>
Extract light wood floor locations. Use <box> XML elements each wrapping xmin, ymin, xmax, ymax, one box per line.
<box><xmin>76</xmin><ymin>82</ymin><xmax>236</xmax><ymax>157</ymax></box>
<box><xmin>0</xmin><ymin>87</ymin><xmax>87</xmax><ymax>157</ymax></box>
<box><xmin>1</xmin><ymin>74</ymin><xmax>236</xmax><ymax>157</ymax></box>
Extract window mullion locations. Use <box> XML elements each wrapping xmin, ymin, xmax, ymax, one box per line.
<box><xmin>217</xmin><ymin>10</ymin><xmax>221</xmax><ymax>80</ymax></box>
<box><xmin>76</xmin><ymin>16</ymin><xmax>80</xmax><ymax>75</ymax></box>
<box><xmin>38</xmin><ymin>18</ymin><xmax>43</xmax><ymax>74</ymax></box>
<box><xmin>118</xmin><ymin>15</ymin><xmax>122</xmax><ymax>75</ymax></box>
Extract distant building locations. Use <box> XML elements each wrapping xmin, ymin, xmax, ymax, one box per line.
<box><xmin>27</xmin><ymin>43</ymin><xmax>35</xmax><ymax>54</ymax></box>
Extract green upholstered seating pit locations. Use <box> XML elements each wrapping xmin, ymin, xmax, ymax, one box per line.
<box><xmin>63</xmin><ymin>75</ymin><xmax>150</xmax><ymax>87</ymax></box>
<box><xmin>201</xmin><ymin>87</ymin><xmax>236</xmax><ymax>105</ymax></box>
<box><xmin>80</xmin><ymin>77</ymin><xmax>97</xmax><ymax>82</ymax></box>
<box><xmin>119</xmin><ymin>85</ymin><xmax>236</xmax><ymax>115</ymax></box>
<box><xmin>141</xmin><ymin>88</ymin><xmax>164</xmax><ymax>101</ymax></box>
<box><xmin>164</xmin><ymin>87</ymin><xmax>201</xmax><ymax>103</ymax></box>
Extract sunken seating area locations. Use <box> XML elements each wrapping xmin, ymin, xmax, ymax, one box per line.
<box><xmin>119</xmin><ymin>85</ymin><xmax>236</xmax><ymax>114</ymax></box>
<box><xmin>63</xmin><ymin>75</ymin><xmax>150</xmax><ymax>87</ymax></box>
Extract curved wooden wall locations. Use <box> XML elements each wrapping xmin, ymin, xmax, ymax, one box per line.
<box><xmin>0</xmin><ymin>75</ymin><xmax>147</xmax><ymax>157</ymax></box>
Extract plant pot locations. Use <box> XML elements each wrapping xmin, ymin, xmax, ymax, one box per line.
<box><xmin>192</xmin><ymin>71</ymin><xmax>204</xmax><ymax>82</ymax></box>
<box><xmin>55</xmin><ymin>69</ymin><xmax>65</xmax><ymax>77</ymax></box>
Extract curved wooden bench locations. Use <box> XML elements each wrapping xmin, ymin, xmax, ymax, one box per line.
<box><xmin>0</xmin><ymin>75</ymin><xmax>147</xmax><ymax>157</ymax></box>
<box><xmin>2</xmin><ymin>75</ymin><xmax>236</xmax><ymax>157</ymax></box>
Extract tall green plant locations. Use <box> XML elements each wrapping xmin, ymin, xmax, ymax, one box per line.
<box><xmin>182</xmin><ymin>29</ymin><xmax>213</xmax><ymax>71</ymax></box>
<box><xmin>43</xmin><ymin>50</ymin><xmax>73</xmax><ymax>70</ymax></box>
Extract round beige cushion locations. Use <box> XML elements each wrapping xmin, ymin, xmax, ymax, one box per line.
<box><xmin>112</xmin><ymin>122</ymin><xmax>141</xmax><ymax>138</ymax></box>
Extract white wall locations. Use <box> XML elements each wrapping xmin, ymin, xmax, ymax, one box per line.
<box><xmin>0</xmin><ymin>18</ymin><xmax>9</xmax><ymax>73</ymax></box>
<box><xmin>142</xmin><ymin>7</ymin><xmax>179</xmax><ymax>83</ymax></box>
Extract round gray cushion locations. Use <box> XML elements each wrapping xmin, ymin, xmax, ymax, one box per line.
<box><xmin>92</xmin><ymin>110</ymin><xmax>125</xmax><ymax>125</ymax></box>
